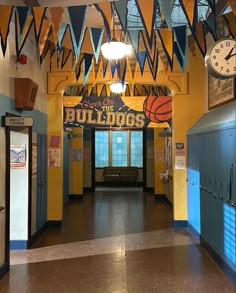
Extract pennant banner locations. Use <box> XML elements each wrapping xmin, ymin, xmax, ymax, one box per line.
<box><xmin>173</xmin><ymin>42</ymin><xmax>184</xmax><ymax>71</ymax></box>
<box><xmin>81</xmin><ymin>28</ymin><xmax>93</xmax><ymax>54</ymax></box>
<box><xmin>156</xmin><ymin>31</ymin><xmax>169</xmax><ymax>78</ymax></box>
<box><xmin>15</xmin><ymin>10</ymin><xmax>33</xmax><ymax>59</ymax></box>
<box><xmin>158</xmin><ymin>0</ymin><xmax>175</xmax><ymax>28</ymax></box>
<box><xmin>32</xmin><ymin>6</ymin><xmax>47</xmax><ymax>44</ymax></box>
<box><xmin>204</xmin><ymin>14</ymin><xmax>217</xmax><ymax>41</ymax></box>
<box><xmin>157</xmin><ymin>28</ymin><xmax>174</xmax><ymax>70</ymax></box>
<box><xmin>140</xmin><ymin>31</ymin><xmax>158</xmax><ymax>81</ymax></box>
<box><xmin>102</xmin><ymin>58</ymin><xmax>109</xmax><ymax>78</ymax></box>
<box><xmin>135</xmin><ymin>0</ymin><xmax>157</xmax><ymax>47</ymax></box>
<box><xmin>89</xmin><ymin>28</ymin><xmax>103</xmax><ymax>63</ymax></box>
<box><xmin>117</xmin><ymin>58</ymin><xmax>127</xmax><ymax>82</ymax></box>
<box><xmin>16</xmin><ymin>6</ymin><xmax>31</xmax><ymax>42</ymax></box>
<box><xmin>83</xmin><ymin>53</ymin><xmax>93</xmax><ymax>83</ymax></box>
<box><xmin>38</xmin><ymin>19</ymin><xmax>50</xmax><ymax>56</ymax></box>
<box><xmin>67</xmin><ymin>5</ymin><xmax>87</xmax><ymax>56</ymax></box>
<box><xmin>61</xmin><ymin>48</ymin><xmax>72</xmax><ymax>69</ymax></box>
<box><xmin>95</xmin><ymin>3</ymin><xmax>112</xmax><ymax>41</ymax></box>
<box><xmin>49</xmin><ymin>7</ymin><xmax>65</xmax><ymax>46</ymax></box>
<box><xmin>114</xmin><ymin>0</ymin><xmax>128</xmax><ymax>33</ymax></box>
<box><xmin>0</xmin><ymin>5</ymin><xmax>13</xmax><ymax>56</ymax></box>
<box><xmin>179</xmin><ymin>0</ymin><xmax>197</xmax><ymax>33</ymax></box>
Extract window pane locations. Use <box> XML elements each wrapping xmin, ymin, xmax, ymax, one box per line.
<box><xmin>112</xmin><ymin>131</ymin><xmax>127</xmax><ymax>166</ymax></box>
<box><xmin>95</xmin><ymin>131</ymin><xmax>109</xmax><ymax>167</ymax></box>
<box><xmin>130</xmin><ymin>131</ymin><xmax>143</xmax><ymax>167</ymax></box>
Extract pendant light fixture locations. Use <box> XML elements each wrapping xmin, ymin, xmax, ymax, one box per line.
<box><xmin>110</xmin><ymin>81</ymin><xmax>127</xmax><ymax>94</ymax></box>
<box><xmin>101</xmin><ymin>2</ymin><xmax>130</xmax><ymax>60</ymax></box>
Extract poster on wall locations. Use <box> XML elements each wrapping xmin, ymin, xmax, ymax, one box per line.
<box><xmin>208</xmin><ymin>76</ymin><xmax>235</xmax><ymax>110</ymax></box>
<box><xmin>48</xmin><ymin>148</ymin><xmax>61</xmax><ymax>167</ymax></box>
<box><xmin>10</xmin><ymin>145</ymin><xmax>26</xmax><ymax>168</ymax></box>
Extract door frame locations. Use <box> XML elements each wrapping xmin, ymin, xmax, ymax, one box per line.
<box><xmin>4</xmin><ymin>113</ymin><xmax>33</xmax><ymax>270</ymax></box>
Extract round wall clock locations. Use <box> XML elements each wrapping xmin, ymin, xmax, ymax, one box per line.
<box><xmin>205</xmin><ymin>38</ymin><xmax>236</xmax><ymax>79</ymax></box>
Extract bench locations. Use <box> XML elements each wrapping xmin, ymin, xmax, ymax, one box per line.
<box><xmin>103</xmin><ymin>167</ymin><xmax>138</xmax><ymax>186</ymax></box>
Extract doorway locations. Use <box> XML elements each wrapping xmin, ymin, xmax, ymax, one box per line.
<box><xmin>3</xmin><ymin>115</ymin><xmax>33</xmax><ymax>276</ymax></box>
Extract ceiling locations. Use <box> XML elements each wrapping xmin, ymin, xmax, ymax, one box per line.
<box><xmin>0</xmin><ymin>0</ymin><xmax>232</xmax><ymax>96</ymax></box>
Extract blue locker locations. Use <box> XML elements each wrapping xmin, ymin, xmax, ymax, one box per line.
<box><xmin>187</xmin><ymin>102</ymin><xmax>236</xmax><ymax>274</ymax></box>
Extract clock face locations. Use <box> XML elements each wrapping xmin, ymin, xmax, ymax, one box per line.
<box><xmin>205</xmin><ymin>38</ymin><xmax>236</xmax><ymax>79</ymax></box>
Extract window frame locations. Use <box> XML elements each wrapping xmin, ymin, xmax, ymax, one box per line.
<box><xmin>95</xmin><ymin>128</ymin><xmax>143</xmax><ymax>168</ymax></box>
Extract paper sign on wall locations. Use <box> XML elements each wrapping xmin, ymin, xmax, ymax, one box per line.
<box><xmin>10</xmin><ymin>145</ymin><xmax>26</xmax><ymax>168</ymax></box>
<box><xmin>48</xmin><ymin>148</ymin><xmax>61</xmax><ymax>167</ymax></box>
<box><xmin>175</xmin><ymin>155</ymin><xmax>185</xmax><ymax>169</ymax></box>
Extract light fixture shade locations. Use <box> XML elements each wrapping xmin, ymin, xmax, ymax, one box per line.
<box><xmin>110</xmin><ymin>81</ymin><xmax>127</xmax><ymax>94</ymax></box>
<box><xmin>101</xmin><ymin>38</ymin><xmax>128</xmax><ymax>60</ymax></box>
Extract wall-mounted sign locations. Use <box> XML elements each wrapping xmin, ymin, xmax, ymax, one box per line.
<box><xmin>5</xmin><ymin>116</ymin><xmax>33</xmax><ymax>127</ymax></box>
<box><xmin>64</xmin><ymin>96</ymin><xmax>173</xmax><ymax>128</ymax></box>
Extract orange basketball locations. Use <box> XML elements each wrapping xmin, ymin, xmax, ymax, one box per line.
<box><xmin>143</xmin><ymin>96</ymin><xmax>172</xmax><ymax>123</ymax></box>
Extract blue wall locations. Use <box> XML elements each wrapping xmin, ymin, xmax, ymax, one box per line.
<box><xmin>0</xmin><ymin>94</ymin><xmax>47</xmax><ymax>134</ymax></box>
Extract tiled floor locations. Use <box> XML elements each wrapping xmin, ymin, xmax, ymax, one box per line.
<box><xmin>0</xmin><ymin>188</ymin><xmax>235</xmax><ymax>292</ymax></box>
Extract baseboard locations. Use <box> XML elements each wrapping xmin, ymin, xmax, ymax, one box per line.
<box><xmin>172</xmin><ymin>220</ymin><xmax>187</xmax><ymax>228</ymax></box>
<box><xmin>68</xmin><ymin>194</ymin><xmax>83</xmax><ymax>199</ymax></box>
<box><xmin>0</xmin><ymin>263</ymin><xmax>9</xmax><ymax>280</ymax></box>
<box><xmin>46</xmin><ymin>221</ymin><xmax>63</xmax><ymax>228</ymax></box>
<box><xmin>200</xmin><ymin>236</ymin><xmax>236</xmax><ymax>286</ymax></box>
<box><xmin>187</xmin><ymin>222</ymin><xmax>200</xmax><ymax>242</ymax></box>
<box><xmin>96</xmin><ymin>182</ymin><xmax>143</xmax><ymax>187</ymax></box>
<box><xmin>10</xmin><ymin>240</ymin><xmax>28</xmax><ymax>250</ymax></box>
<box><xmin>83</xmin><ymin>187</ymin><xmax>95</xmax><ymax>193</ymax></box>
<box><xmin>143</xmin><ymin>187</ymin><xmax>154</xmax><ymax>192</ymax></box>
<box><xmin>30</xmin><ymin>222</ymin><xmax>48</xmax><ymax>247</ymax></box>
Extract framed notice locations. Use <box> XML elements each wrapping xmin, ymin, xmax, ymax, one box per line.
<box><xmin>208</xmin><ymin>75</ymin><xmax>235</xmax><ymax>110</ymax></box>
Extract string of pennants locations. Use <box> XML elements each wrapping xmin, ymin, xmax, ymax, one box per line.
<box><xmin>0</xmin><ymin>1</ymin><xmax>235</xmax><ymax>84</ymax></box>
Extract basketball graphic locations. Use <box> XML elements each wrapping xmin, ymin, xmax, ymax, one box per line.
<box><xmin>143</xmin><ymin>96</ymin><xmax>172</xmax><ymax>123</ymax></box>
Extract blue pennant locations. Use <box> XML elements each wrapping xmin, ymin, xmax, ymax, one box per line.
<box><xmin>114</xmin><ymin>0</ymin><xmax>128</xmax><ymax>33</ymax></box>
<box><xmin>84</xmin><ymin>53</ymin><xmax>94</xmax><ymax>83</ymax></box>
<box><xmin>68</xmin><ymin>6</ymin><xmax>87</xmax><ymax>55</ymax></box>
<box><xmin>137</xmin><ymin>51</ymin><xmax>146</xmax><ymax>74</ymax></box>
<box><xmin>205</xmin><ymin>15</ymin><xmax>217</xmax><ymax>41</ymax></box>
<box><xmin>90</xmin><ymin>28</ymin><xmax>103</xmax><ymax>62</ymax></box>
<box><xmin>110</xmin><ymin>60</ymin><xmax>117</xmax><ymax>78</ymax></box>
<box><xmin>173</xmin><ymin>26</ymin><xmax>187</xmax><ymax>58</ymax></box>
<box><xmin>158</xmin><ymin>0</ymin><xmax>175</xmax><ymax>28</ymax></box>
<box><xmin>173</xmin><ymin>42</ymin><xmax>184</xmax><ymax>72</ymax></box>
<box><xmin>16</xmin><ymin>7</ymin><xmax>31</xmax><ymax>35</ymax></box>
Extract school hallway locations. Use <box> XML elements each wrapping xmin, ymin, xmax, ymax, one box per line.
<box><xmin>0</xmin><ymin>188</ymin><xmax>235</xmax><ymax>292</ymax></box>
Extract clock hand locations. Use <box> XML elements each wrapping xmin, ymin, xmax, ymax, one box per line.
<box><xmin>225</xmin><ymin>52</ymin><xmax>236</xmax><ymax>61</ymax></box>
<box><xmin>224</xmin><ymin>48</ymin><xmax>234</xmax><ymax>60</ymax></box>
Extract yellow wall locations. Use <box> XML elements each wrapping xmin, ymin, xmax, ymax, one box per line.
<box><xmin>154</xmin><ymin>128</ymin><xmax>165</xmax><ymax>195</ymax></box>
<box><xmin>47</xmin><ymin>94</ymin><xmax>64</xmax><ymax>220</ymax></box>
<box><xmin>172</xmin><ymin>49</ymin><xmax>205</xmax><ymax>220</ymax></box>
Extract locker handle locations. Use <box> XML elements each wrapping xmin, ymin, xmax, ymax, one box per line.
<box><xmin>0</xmin><ymin>206</ymin><xmax>5</xmax><ymax>212</ymax></box>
